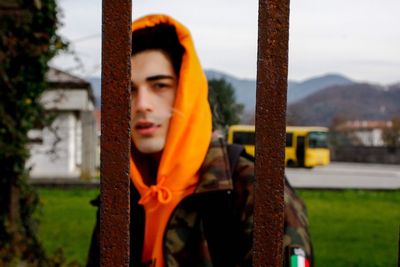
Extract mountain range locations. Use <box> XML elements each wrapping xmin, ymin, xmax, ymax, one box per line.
<box><xmin>287</xmin><ymin>83</ymin><xmax>400</xmax><ymax>126</ymax></box>
<box><xmin>205</xmin><ymin>70</ymin><xmax>354</xmax><ymax>111</ymax></box>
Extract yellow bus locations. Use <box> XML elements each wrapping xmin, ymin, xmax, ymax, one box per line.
<box><xmin>227</xmin><ymin>125</ymin><xmax>330</xmax><ymax>168</ymax></box>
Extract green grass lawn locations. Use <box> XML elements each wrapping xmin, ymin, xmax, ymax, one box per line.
<box><xmin>298</xmin><ymin>190</ymin><xmax>400</xmax><ymax>267</ymax></box>
<box><xmin>37</xmin><ymin>188</ymin><xmax>400</xmax><ymax>266</ymax></box>
<box><xmin>37</xmin><ymin>188</ymin><xmax>99</xmax><ymax>266</ymax></box>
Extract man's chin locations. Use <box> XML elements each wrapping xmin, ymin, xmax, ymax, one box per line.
<box><xmin>133</xmin><ymin>139</ymin><xmax>165</xmax><ymax>155</ymax></box>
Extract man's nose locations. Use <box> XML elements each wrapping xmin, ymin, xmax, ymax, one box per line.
<box><xmin>133</xmin><ymin>87</ymin><xmax>153</xmax><ymax>112</ymax></box>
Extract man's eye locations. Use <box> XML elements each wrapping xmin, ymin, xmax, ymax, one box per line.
<box><xmin>153</xmin><ymin>83</ymin><xmax>168</xmax><ymax>89</ymax></box>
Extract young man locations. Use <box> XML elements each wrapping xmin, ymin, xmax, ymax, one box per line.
<box><xmin>88</xmin><ymin>14</ymin><xmax>313</xmax><ymax>267</ymax></box>
<box><xmin>128</xmin><ymin>15</ymin><xmax>252</xmax><ymax>267</ymax></box>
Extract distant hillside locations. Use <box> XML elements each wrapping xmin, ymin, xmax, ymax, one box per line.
<box><xmin>205</xmin><ymin>70</ymin><xmax>354</xmax><ymax>112</ymax></box>
<box><xmin>288</xmin><ymin>74</ymin><xmax>353</xmax><ymax>103</ymax></box>
<box><xmin>287</xmin><ymin>83</ymin><xmax>400</xmax><ymax>126</ymax></box>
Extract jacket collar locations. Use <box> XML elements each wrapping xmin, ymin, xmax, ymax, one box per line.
<box><xmin>195</xmin><ymin>136</ymin><xmax>234</xmax><ymax>194</ymax></box>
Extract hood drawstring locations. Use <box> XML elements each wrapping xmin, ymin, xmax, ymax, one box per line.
<box><xmin>138</xmin><ymin>176</ymin><xmax>172</xmax><ymax>207</ymax></box>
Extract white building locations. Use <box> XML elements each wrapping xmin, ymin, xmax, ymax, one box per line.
<box><xmin>335</xmin><ymin>120</ymin><xmax>392</xmax><ymax>146</ymax></box>
<box><xmin>27</xmin><ymin>68</ymin><xmax>97</xmax><ymax>180</ymax></box>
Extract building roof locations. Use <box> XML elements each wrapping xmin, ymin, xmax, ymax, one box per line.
<box><xmin>46</xmin><ymin>67</ymin><xmax>88</xmax><ymax>84</ymax></box>
<box><xmin>336</xmin><ymin>120</ymin><xmax>392</xmax><ymax>131</ymax></box>
<box><xmin>46</xmin><ymin>67</ymin><xmax>96</xmax><ymax>105</ymax></box>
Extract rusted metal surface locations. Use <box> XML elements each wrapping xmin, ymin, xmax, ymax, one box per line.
<box><xmin>254</xmin><ymin>0</ymin><xmax>290</xmax><ymax>266</ymax></box>
<box><xmin>101</xmin><ymin>0</ymin><xmax>132</xmax><ymax>266</ymax></box>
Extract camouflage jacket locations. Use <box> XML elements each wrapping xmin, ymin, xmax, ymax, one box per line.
<box><xmin>87</xmin><ymin>138</ymin><xmax>313</xmax><ymax>267</ymax></box>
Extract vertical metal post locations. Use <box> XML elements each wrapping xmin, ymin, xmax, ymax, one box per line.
<box><xmin>101</xmin><ymin>0</ymin><xmax>132</xmax><ymax>266</ymax></box>
<box><xmin>254</xmin><ymin>0</ymin><xmax>290</xmax><ymax>266</ymax></box>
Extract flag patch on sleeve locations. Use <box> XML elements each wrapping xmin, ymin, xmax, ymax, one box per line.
<box><xmin>289</xmin><ymin>247</ymin><xmax>310</xmax><ymax>267</ymax></box>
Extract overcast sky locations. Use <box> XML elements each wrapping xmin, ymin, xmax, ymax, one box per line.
<box><xmin>51</xmin><ymin>0</ymin><xmax>400</xmax><ymax>84</ymax></box>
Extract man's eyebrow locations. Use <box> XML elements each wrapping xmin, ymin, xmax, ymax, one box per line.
<box><xmin>146</xmin><ymin>75</ymin><xmax>175</xmax><ymax>81</ymax></box>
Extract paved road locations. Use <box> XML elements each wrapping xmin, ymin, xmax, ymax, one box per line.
<box><xmin>285</xmin><ymin>162</ymin><xmax>400</xmax><ymax>190</ymax></box>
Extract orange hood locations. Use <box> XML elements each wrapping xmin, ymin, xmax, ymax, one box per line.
<box><xmin>130</xmin><ymin>14</ymin><xmax>212</xmax><ymax>266</ymax></box>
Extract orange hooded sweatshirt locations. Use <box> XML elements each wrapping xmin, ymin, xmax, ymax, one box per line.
<box><xmin>130</xmin><ymin>14</ymin><xmax>212</xmax><ymax>266</ymax></box>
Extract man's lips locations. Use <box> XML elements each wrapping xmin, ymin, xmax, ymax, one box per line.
<box><xmin>134</xmin><ymin>120</ymin><xmax>160</xmax><ymax>136</ymax></box>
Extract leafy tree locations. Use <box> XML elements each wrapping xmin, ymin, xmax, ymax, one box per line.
<box><xmin>208</xmin><ymin>78</ymin><xmax>244</xmax><ymax>130</ymax></box>
<box><xmin>0</xmin><ymin>1</ymin><xmax>67</xmax><ymax>265</ymax></box>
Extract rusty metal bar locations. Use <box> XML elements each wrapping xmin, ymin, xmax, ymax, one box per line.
<box><xmin>254</xmin><ymin>0</ymin><xmax>290</xmax><ymax>266</ymax></box>
<box><xmin>101</xmin><ymin>0</ymin><xmax>132</xmax><ymax>266</ymax></box>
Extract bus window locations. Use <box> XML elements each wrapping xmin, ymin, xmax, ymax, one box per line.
<box><xmin>233</xmin><ymin>132</ymin><xmax>255</xmax><ymax>145</ymax></box>
<box><xmin>286</xmin><ymin>133</ymin><xmax>293</xmax><ymax>147</ymax></box>
<box><xmin>308</xmin><ymin>131</ymin><xmax>328</xmax><ymax>148</ymax></box>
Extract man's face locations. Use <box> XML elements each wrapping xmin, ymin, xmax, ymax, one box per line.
<box><xmin>130</xmin><ymin>50</ymin><xmax>178</xmax><ymax>154</ymax></box>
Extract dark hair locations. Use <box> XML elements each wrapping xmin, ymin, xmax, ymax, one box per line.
<box><xmin>132</xmin><ymin>24</ymin><xmax>184</xmax><ymax>76</ymax></box>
